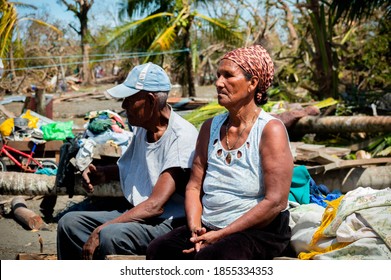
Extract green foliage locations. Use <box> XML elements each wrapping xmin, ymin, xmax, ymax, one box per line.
<box><xmin>368</xmin><ymin>133</ymin><xmax>391</xmax><ymax>157</ymax></box>
<box><xmin>329</xmin><ymin>0</ymin><xmax>390</xmax><ymax>23</ymax></box>
<box><xmin>183</xmin><ymin>101</ymin><xmax>226</xmax><ymax>129</ymax></box>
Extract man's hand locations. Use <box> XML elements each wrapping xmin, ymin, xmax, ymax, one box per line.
<box><xmin>82</xmin><ymin>164</ymin><xmax>106</xmax><ymax>193</ymax></box>
<box><xmin>82</xmin><ymin>228</ymin><xmax>101</xmax><ymax>260</ymax></box>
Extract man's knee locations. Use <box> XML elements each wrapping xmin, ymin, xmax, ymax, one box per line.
<box><xmin>98</xmin><ymin>226</ymin><xmax>137</xmax><ymax>256</ymax></box>
<box><xmin>57</xmin><ymin>211</ymin><xmax>81</xmax><ymax>233</ymax></box>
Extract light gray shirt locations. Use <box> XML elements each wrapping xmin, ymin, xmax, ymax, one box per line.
<box><xmin>117</xmin><ymin>109</ymin><xmax>198</xmax><ymax>219</ymax></box>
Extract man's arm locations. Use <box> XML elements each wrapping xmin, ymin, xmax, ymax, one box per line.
<box><xmin>82</xmin><ymin>167</ymin><xmax>189</xmax><ymax>259</ymax></box>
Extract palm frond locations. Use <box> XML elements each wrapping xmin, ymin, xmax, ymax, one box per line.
<box><xmin>328</xmin><ymin>0</ymin><xmax>390</xmax><ymax>23</ymax></box>
<box><xmin>103</xmin><ymin>12</ymin><xmax>173</xmax><ymax>48</ymax></box>
<box><xmin>18</xmin><ymin>17</ymin><xmax>63</xmax><ymax>36</ymax></box>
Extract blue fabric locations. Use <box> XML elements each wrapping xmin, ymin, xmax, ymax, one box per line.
<box><xmin>309</xmin><ymin>178</ymin><xmax>342</xmax><ymax>207</ymax></box>
<box><xmin>289</xmin><ymin>165</ymin><xmax>311</xmax><ymax>204</ymax></box>
<box><xmin>35</xmin><ymin>168</ymin><xmax>57</xmax><ymax>176</ymax></box>
<box><xmin>288</xmin><ymin>166</ymin><xmax>342</xmax><ymax>207</ymax></box>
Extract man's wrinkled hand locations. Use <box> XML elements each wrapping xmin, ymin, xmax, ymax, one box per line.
<box><xmin>82</xmin><ymin>230</ymin><xmax>100</xmax><ymax>260</ymax></box>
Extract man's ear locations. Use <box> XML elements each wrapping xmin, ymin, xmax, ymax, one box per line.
<box><xmin>146</xmin><ymin>92</ymin><xmax>157</xmax><ymax>110</ymax></box>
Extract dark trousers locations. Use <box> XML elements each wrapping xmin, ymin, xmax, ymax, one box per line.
<box><xmin>146</xmin><ymin>210</ymin><xmax>291</xmax><ymax>260</ymax></box>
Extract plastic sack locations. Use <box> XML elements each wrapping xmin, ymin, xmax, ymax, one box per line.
<box><xmin>0</xmin><ymin>118</ymin><xmax>14</xmax><ymax>137</ymax></box>
<box><xmin>41</xmin><ymin>121</ymin><xmax>74</xmax><ymax>141</ymax></box>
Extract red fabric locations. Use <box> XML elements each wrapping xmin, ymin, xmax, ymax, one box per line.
<box><xmin>222</xmin><ymin>45</ymin><xmax>274</xmax><ymax>95</ymax></box>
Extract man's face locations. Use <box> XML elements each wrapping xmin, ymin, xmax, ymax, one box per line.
<box><xmin>121</xmin><ymin>91</ymin><xmax>153</xmax><ymax>127</ymax></box>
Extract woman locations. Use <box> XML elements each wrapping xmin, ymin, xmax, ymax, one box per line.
<box><xmin>146</xmin><ymin>45</ymin><xmax>293</xmax><ymax>260</ymax></box>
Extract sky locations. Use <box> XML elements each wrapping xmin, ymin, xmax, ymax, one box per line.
<box><xmin>17</xmin><ymin>0</ymin><xmax>121</xmax><ymax>30</ymax></box>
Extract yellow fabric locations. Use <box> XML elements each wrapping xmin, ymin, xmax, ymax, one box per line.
<box><xmin>0</xmin><ymin>118</ymin><xmax>14</xmax><ymax>136</ymax></box>
<box><xmin>298</xmin><ymin>241</ymin><xmax>350</xmax><ymax>260</ymax></box>
<box><xmin>298</xmin><ymin>195</ymin><xmax>350</xmax><ymax>260</ymax></box>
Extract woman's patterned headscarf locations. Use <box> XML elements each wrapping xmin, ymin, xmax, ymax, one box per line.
<box><xmin>221</xmin><ymin>44</ymin><xmax>274</xmax><ymax>96</ymax></box>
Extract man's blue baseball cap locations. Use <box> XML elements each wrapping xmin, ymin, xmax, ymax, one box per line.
<box><xmin>107</xmin><ymin>62</ymin><xmax>171</xmax><ymax>98</ymax></box>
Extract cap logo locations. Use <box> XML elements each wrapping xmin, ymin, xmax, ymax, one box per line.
<box><xmin>135</xmin><ymin>62</ymin><xmax>152</xmax><ymax>90</ymax></box>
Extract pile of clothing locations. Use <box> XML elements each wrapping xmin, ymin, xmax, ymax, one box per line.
<box><xmin>56</xmin><ymin>110</ymin><xmax>132</xmax><ymax>197</ymax></box>
<box><xmin>74</xmin><ymin>110</ymin><xmax>132</xmax><ymax>171</ymax></box>
<box><xmin>288</xmin><ymin>166</ymin><xmax>391</xmax><ymax>259</ymax></box>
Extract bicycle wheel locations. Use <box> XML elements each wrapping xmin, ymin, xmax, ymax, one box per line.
<box><xmin>0</xmin><ymin>158</ymin><xmax>7</xmax><ymax>172</ymax></box>
<box><xmin>39</xmin><ymin>160</ymin><xmax>58</xmax><ymax>170</ymax></box>
<box><xmin>28</xmin><ymin>159</ymin><xmax>58</xmax><ymax>173</ymax></box>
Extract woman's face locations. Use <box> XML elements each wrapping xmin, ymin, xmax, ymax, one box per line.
<box><xmin>215</xmin><ymin>59</ymin><xmax>252</xmax><ymax>107</ymax></box>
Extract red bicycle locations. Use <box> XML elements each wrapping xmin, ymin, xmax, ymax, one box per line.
<box><xmin>0</xmin><ymin>138</ymin><xmax>58</xmax><ymax>172</ymax></box>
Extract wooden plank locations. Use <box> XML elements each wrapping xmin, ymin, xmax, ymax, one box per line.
<box><xmin>0</xmin><ymin>104</ymin><xmax>16</xmax><ymax>118</ymax></box>
<box><xmin>16</xmin><ymin>253</ymin><xmax>57</xmax><ymax>260</ymax></box>
<box><xmin>5</xmin><ymin>140</ymin><xmax>63</xmax><ymax>163</ymax></box>
<box><xmin>6</xmin><ymin>140</ymin><xmax>63</xmax><ymax>152</ymax></box>
<box><xmin>105</xmin><ymin>255</ymin><xmax>146</xmax><ymax>260</ymax></box>
<box><xmin>307</xmin><ymin>157</ymin><xmax>391</xmax><ymax>174</ymax></box>
<box><xmin>93</xmin><ymin>143</ymin><xmax>122</xmax><ymax>158</ymax></box>
<box><xmin>294</xmin><ymin>143</ymin><xmax>350</xmax><ymax>163</ymax></box>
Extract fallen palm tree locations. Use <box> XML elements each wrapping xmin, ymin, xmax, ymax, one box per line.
<box><xmin>295</xmin><ymin>115</ymin><xmax>391</xmax><ymax>133</ymax></box>
<box><xmin>0</xmin><ymin>172</ymin><xmax>123</xmax><ymax>197</ymax></box>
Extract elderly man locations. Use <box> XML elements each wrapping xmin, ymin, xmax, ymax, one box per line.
<box><xmin>57</xmin><ymin>62</ymin><xmax>199</xmax><ymax>259</ymax></box>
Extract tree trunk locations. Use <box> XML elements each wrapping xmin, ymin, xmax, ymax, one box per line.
<box><xmin>312</xmin><ymin>166</ymin><xmax>391</xmax><ymax>193</ymax></box>
<box><xmin>184</xmin><ymin>14</ymin><xmax>196</xmax><ymax>97</ymax></box>
<box><xmin>277</xmin><ymin>0</ymin><xmax>299</xmax><ymax>51</ymax></box>
<box><xmin>35</xmin><ymin>87</ymin><xmax>46</xmax><ymax>116</ymax></box>
<box><xmin>294</xmin><ymin>115</ymin><xmax>391</xmax><ymax>133</ymax></box>
<box><xmin>1</xmin><ymin>165</ymin><xmax>390</xmax><ymax>196</ymax></box>
<box><xmin>0</xmin><ymin>172</ymin><xmax>122</xmax><ymax>197</ymax></box>
<box><xmin>59</xmin><ymin>0</ymin><xmax>93</xmax><ymax>86</ymax></box>
<box><xmin>82</xmin><ymin>43</ymin><xmax>91</xmax><ymax>85</ymax></box>
<box><xmin>9</xmin><ymin>44</ymin><xmax>16</xmax><ymax>82</ymax></box>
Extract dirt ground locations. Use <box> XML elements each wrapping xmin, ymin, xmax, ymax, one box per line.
<box><xmin>0</xmin><ymin>84</ymin><xmax>217</xmax><ymax>260</ymax></box>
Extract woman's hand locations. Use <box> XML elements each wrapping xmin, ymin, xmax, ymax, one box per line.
<box><xmin>182</xmin><ymin>227</ymin><xmax>206</xmax><ymax>254</ymax></box>
<box><xmin>183</xmin><ymin>228</ymin><xmax>223</xmax><ymax>254</ymax></box>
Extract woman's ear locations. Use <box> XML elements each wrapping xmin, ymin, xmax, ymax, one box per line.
<box><xmin>249</xmin><ymin>76</ymin><xmax>259</xmax><ymax>92</ymax></box>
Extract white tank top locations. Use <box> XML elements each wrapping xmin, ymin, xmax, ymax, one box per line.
<box><xmin>201</xmin><ymin>110</ymin><xmax>279</xmax><ymax>229</ymax></box>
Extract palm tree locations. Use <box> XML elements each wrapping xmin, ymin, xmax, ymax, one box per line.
<box><xmin>328</xmin><ymin>0</ymin><xmax>390</xmax><ymax>23</ymax></box>
<box><xmin>105</xmin><ymin>0</ymin><xmax>242</xmax><ymax>97</ymax></box>
<box><xmin>293</xmin><ymin>0</ymin><xmax>390</xmax><ymax>100</ymax></box>
<box><xmin>0</xmin><ymin>0</ymin><xmax>62</xmax><ymax>79</ymax></box>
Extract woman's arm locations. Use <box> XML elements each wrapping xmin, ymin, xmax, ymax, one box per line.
<box><xmin>185</xmin><ymin>119</ymin><xmax>211</xmax><ymax>233</ymax></box>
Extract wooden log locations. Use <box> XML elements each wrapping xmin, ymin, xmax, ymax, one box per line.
<box><xmin>311</xmin><ymin>165</ymin><xmax>391</xmax><ymax>193</ymax></box>
<box><xmin>0</xmin><ymin>171</ymin><xmax>123</xmax><ymax>197</ymax></box>
<box><xmin>11</xmin><ymin>196</ymin><xmax>46</xmax><ymax>230</ymax></box>
<box><xmin>295</xmin><ymin>115</ymin><xmax>391</xmax><ymax>133</ymax></box>
<box><xmin>0</xmin><ymin>172</ymin><xmax>57</xmax><ymax>196</ymax></box>
<box><xmin>0</xmin><ymin>164</ymin><xmax>390</xmax><ymax>196</ymax></box>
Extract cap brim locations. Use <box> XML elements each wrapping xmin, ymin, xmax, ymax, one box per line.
<box><xmin>106</xmin><ymin>83</ymin><xmax>140</xmax><ymax>98</ymax></box>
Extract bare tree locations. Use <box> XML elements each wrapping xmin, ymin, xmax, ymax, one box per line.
<box><xmin>58</xmin><ymin>0</ymin><xmax>94</xmax><ymax>85</ymax></box>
